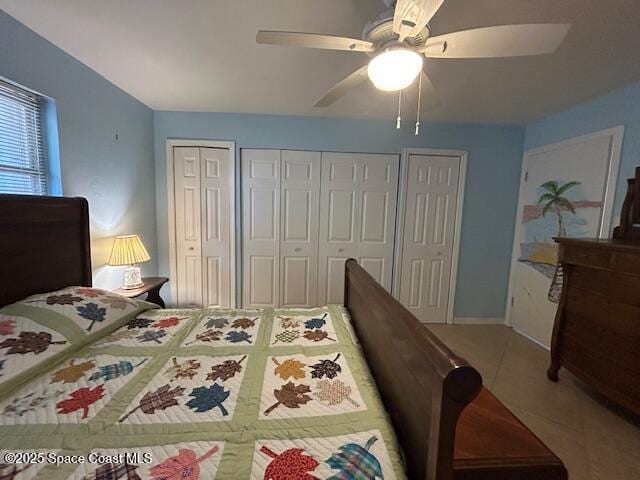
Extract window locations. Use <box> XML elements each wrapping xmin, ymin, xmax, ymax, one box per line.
<box><xmin>0</xmin><ymin>79</ymin><xmax>48</xmax><ymax>195</ymax></box>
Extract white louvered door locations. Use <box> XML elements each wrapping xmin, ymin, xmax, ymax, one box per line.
<box><xmin>317</xmin><ymin>152</ymin><xmax>399</xmax><ymax>305</ymax></box>
<box><xmin>172</xmin><ymin>144</ymin><xmax>234</xmax><ymax>308</ymax></box>
<box><xmin>241</xmin><ymin>149</ymin><xmax>281</xmax><ymax>307</ymax></box>
<box><xmin>398</xmin><ymin>154</ymin><xmax>460</xmax><ymax>323</ymax></box>
<box><xmin>280</xmin><ymin>150</ymin><xmax>321</xmax><ymax>307</ymax></box>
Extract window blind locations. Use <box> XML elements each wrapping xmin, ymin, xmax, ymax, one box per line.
<box><xmin>0</xmin><ymin>80</ymin><xmax>48</xmax><ymax>195</ymax></box>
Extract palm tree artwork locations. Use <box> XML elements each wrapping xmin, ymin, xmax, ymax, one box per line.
<box><xmin>537</xmin><ymin>180</ymin><xmax>580</xmax><ymax>303</ymax></box>
<box><xmin>537</xmin><ymin>181</ymin><xmax>580</xmax><ymax>238</ymax></box>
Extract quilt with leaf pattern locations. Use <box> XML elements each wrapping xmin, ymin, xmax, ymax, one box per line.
<box><xmin>0</xmin><ymin>306</ymin><xmax>406</xmax><ymax>479</ymax></box>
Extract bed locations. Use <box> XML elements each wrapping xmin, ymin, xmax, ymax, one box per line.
<box><xmin>0</xmin><ymin>194</ymin><xmax>566</xmax><ymax>480</ymax></box>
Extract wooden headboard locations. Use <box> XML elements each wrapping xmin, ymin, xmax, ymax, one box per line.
<box><xmin>344</xmin><ymin>259</ymin><xmax>482</xmax><ymax>480</ymax></box>
<box><xmin>0</xmin><ymin>194</ymin><xmax>92</xmax><ymax>307</ymax></box>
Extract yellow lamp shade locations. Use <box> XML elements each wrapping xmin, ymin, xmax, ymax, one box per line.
<box><xmin>108</xmin><ymin>234</ymin><xmax>150</xmax><ymax>266</ymax></box>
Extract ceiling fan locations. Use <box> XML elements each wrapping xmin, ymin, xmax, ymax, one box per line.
<box><xmin>256</xmin><ymin>0</ymin><xmax>571</xmax><ymax>108</ymax></box>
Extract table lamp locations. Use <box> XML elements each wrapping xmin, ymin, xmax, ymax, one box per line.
<box><xmin>108</xmin><ymin>234</ymin><xmax>150</xmax><ymax>289</ymax></box>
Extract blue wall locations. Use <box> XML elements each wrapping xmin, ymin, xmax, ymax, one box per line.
<box><xmin>0</xmin><ymin>11</ymin><xmax>157</xmax><ymax>289</ymax></box>
<box><xmin>4</xmin><ymin>8</ymin><xmax>638</xmax><ymax>319</ymax></box>
<box><xmin>154</xmin><ymin>111</ymin><xmax>524</xmax><ymax>317</ymax></box>
<box><xmin>525</xmin><ymin>80</ymin><xmax>640</xmax><ymax>217</ymax></box>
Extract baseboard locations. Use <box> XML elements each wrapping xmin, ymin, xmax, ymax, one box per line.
<box><xmin>512</xmin><ymin>327</ymin><xmax>551</xmax><ymax>351</ymax></box>
<box><xmin>452</xmin><ymin>317</ymin><xmax>505</xmax><ymax>325</ymax></box>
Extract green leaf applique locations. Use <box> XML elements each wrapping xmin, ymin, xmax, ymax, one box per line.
<box><xmin>204</xmin><ymin>317</ymin><xmax>229</xmax><ymax>329</ymax></box>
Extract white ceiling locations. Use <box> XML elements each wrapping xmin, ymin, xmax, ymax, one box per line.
<box><xmin>1</xmin><ymin>0</ymin><xmax>639</xmax><ymax>124</ymax></box>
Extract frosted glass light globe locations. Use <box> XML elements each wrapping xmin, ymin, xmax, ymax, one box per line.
<box><xmin>367</xmin><ymin>49</ymin><xmax>423</xmax><ymax>91</ymax></box>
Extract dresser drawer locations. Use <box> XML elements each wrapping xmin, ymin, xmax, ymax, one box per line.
<box><xmin>560</xmin><ymin>245</ymin><xmax>613</xmax><ymax>270</ymax></box>
<box><xmin>569</xmin><ymin>265</ymin><xmax>640</xmax><ymax>307</ymax></box>
<box><xmin>611</xmin><ymin>251</ymin><xmax>640</xmax><ymax>276</ymax></box>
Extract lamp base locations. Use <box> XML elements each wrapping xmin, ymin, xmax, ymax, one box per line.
<box><xmin>122</xmin><ymin>265</ymin><xmax>143</xmax><ymax>290</ymax></box>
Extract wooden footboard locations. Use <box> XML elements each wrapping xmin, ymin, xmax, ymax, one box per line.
<box><xmin>344</xmin><ymin>259</ymin><xmax>567</xmax><ymax>480</ymax></box>
<box><xmin>344</xmin><ymin>259</ymin><xmax>482</xmax><ymax>480</ymax></box>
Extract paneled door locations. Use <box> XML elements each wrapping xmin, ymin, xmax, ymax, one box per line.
<box><xmin>398</xmin><ymin>153</ymin><xmax>462</xmax><ymax>324</ymax></box>
<box><xmin>357</xmin><ymin>153</ymin><xmax>399</xmax><ymax>289</ymax></box>
<box><xmin>318</xmin><ymin>153</ymin><xmax>359</xmax><ymax>305</ymax></box>
<box><xmin>174</xmin><ymin>147</ymin><xmax>202</xmax><ymax>306</ymax></box>
<box><xmin>200</xmin><ymin>147</ymin><xmax>233</xmax><ymax>308</ymax></box>
<box><xmin>507</xmin><ymin>127</ymin><xmax>622</xmax><ymax>346</ymax></box>
<box><xmin>318</xmin><ymin>152</ymin><xmax>399</xmax><ymax>305</ymax></box>
<box><xmin>242</xmin><ymin>149</ymin><xmax>281</xmax><ymax>307</ymax></box>
<box><xmin>280</xmin><ymin>150</ymin><xmax>321</xmax><ymax>307</ymax></box>
<box><xmin>171</xmin><ymin>143</ymin><xmax>235</xmax><ymax>308</ymax></box>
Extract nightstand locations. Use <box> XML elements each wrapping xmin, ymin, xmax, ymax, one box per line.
<box><xmin>113</xmin><ymin>277</ymin><xmax>168</xmax><ymax>308</ymax></box>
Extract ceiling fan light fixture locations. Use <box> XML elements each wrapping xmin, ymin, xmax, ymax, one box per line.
<box><xmin>367</xmin><ymin>48</ymin><xmax>423</xmax><ymax>91</ymax></box>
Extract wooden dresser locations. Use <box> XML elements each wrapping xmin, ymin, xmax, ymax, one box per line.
<box><xmin>549</xmin><ymin>168</ymin><xmax>640</xmax><ymax>414</ymax></box>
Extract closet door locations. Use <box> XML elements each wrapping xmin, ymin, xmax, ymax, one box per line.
<box><xmin>318</xmin><ymin>153</ymin><xmax>360</xmax><ymax>305</ymax></box>
<box><xmin>357</xmin><ymin>153</ymin><xmax>399</xmax><ymax>290</ymax></box>
<box><xmin>242</xmin><ymin>149</ymin><xmax>280</xmax><ymax>307</ymax></box>
<box><xmin>318</xmin><ymin>153</ymin><xmax>398</xmax><ymax>304</ymax></box>
<box><xmin>174</xmin><ymin>147</ymin><xmax>203</xmax><ymax>306</ymax></box>
<box><xmin>398</xmin><ymin>154</ymin><xmax>460</xmax><ymax>323</ymax></box>
<box><xmin>200</xmin><ymin>147</ymin><xmax>233</xmax><ymax>308</ymax></box>
<box><xmin>280</xmin><ymin>150</ymin><xmax>321</xmax><ymax>307</ymax></box>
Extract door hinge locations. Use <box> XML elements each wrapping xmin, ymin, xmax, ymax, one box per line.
<box><xmin>511</xmin><ymin>296</ymin><xmax>514</xmax><ymax>306</ymax></box>
<box><xmin>524</xmin><ymin>171</ymin><xmax>529</xmax><ymax>182</ymax></box>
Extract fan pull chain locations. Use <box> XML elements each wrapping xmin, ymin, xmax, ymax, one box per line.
<box><xmin>415</xmin><ymin>72</ymin><xmax>423</xmax><ymax>136</ymax></box>
<box><xmin>396</xmin><ymin>90</ymin><xmax>402</xmax><ymax>129</ymax></box>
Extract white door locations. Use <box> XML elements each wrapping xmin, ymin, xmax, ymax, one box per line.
<box><xmin>508</xmin><ymin>128</ymin><xmax>623</xmax><ymax>346</ymax></box>
<box><xmin>357</xmin><ymin>153</ymin><xmax>399</xmax><ymax>289</ymax></box>
<box><xmin>174</xmin><ymin>147</ymin><xmax>203</xmax><ymax>307</ymax></box>
<box><xmin>242</xmin><ymin>149</ymin><xmax>281</xmax><ymax>307</ymax></box>
<box><xmin>318</xmin><ymin>152</ymin><xmax>399</xmax><ymax>305</ymax></box>
<box><xmin>398</xmin><ymin>154</ymin><xmax>461</xmax><ymax>324</ymax></box>
<box><xmin>200</xmin><ymin>147</ymin><xmax>233</xmax><ymax>308</ymax></box>
<box><xmin>318</xmin><ymin>153</ymin><xmax>359</xmax><ymax>305</ymax></box>
<box><xmin>172</xmin><ymin>145</ymin><xmax>235</xmax><ymax>308</ymax></box>
<box><xmin>280</xmin><ymin>150</ymin><xmax>321</xmax><ymax>307</ymax></box>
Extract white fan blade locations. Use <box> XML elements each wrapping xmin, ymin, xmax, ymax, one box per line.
<box><xmin>421</xmin><ymin>24</ymin><xmax>571</xmax><ymax>58</ymax></box>
<box><xmin>393</xmin><ymin>0</ymin><xmax>445</xmax><ymax>42</ymax></box>
<box><xmin>256</xmin><ymin>31</ymin><xmax>374</xmax><ymax>52</ymax></box>
<box><xmin>314</xmin><ymin>65</ymin><xmax>369</xmax><ymax>107</ymax></box>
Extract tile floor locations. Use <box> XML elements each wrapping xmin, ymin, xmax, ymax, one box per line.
<box><xmin>426</xmin><ymin>324</ymin><xmax>640</xmax><ymax>480</ymax></box>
